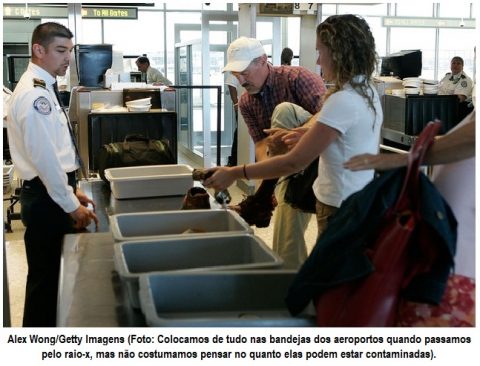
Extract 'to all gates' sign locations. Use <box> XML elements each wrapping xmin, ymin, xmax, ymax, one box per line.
<box><xmin>81</xmin><ymin>7</ymin><xmax>138</xmax><ymax>19</ymax></box>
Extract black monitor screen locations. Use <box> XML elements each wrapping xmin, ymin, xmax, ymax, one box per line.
<box><xmin>75</xmin><ymin>44</ymin><xmax>113</xmax><ymax>87</ymax></box>
<box><xmin>381</xmin><ymin>50</ymin><xmax>422</xmax><ymax>79</ymax></box>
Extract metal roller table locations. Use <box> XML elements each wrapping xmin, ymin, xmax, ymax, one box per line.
<box><xmin>56</xmin><ymin>179</ymin><xmax>219</xmax><ymax>327</ymax></box>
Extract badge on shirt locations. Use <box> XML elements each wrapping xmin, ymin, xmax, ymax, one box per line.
<box><xmin>33</xmin><ymin>96</ymin><xmax>51</xmax><ymax>115</ymax></box>
<box><xmin>461</xmin><ymin>81</ymin><xmax>467</xmax><ymax>87</ymax></box>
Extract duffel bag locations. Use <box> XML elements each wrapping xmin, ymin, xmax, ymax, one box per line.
<box><xmin>98</xmin><ymin>134</ymin><xmax>175</xmax><ymax>182</ymax></box>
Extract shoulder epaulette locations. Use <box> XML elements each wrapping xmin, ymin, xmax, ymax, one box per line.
<box><xmin>33</xmin><ymin>78</ymin><xmax>46</xmax><ymax>89</ymax></box>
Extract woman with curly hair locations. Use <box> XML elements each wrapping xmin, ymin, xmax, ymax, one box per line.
<box><xmin>205</xmin><ymin>14</ymin><xmax>383</xmax><ymax>238</ymax></box>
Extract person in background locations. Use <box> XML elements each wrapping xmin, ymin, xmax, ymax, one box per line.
<box><xmin>135</xmin><ymin>56</ymin><xmax>172</xmax><ymax>86</ymax></box>
<box><xmin>218</xmin><ymin>36</ymin><xmax>326</xmax><ymax>269</ymax></box>
<box><xmin>344</xmin><ymin>110</ymin><xmax>475</xmax><ymax>326</ymax></box>
<box><xmin>281</xmin><ymin>47</ymin><xmax>294</xmax><ymax>66</ymax></box>
<box><xmin>438</xmin><ymin>56</ymin><xmax>473</xmax><ymax>103</ymax></box>
<box><xmin>205</xmin><ymin>15</ymin><xmax>382</xmax><ymax>268</ymax></box>
<box><xmin>225</xmin><ymin>72</ymin><xmax>239</xmax><ymax>166</ymax></box>
<box><xmin>6</xmin><ymin>22</ymin><xmax>98</xmax><ymax>326</ymax></box>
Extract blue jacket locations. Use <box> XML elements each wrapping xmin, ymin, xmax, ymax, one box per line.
<box><xmin>286</xmin><ymin>167</ymin><xmax>457</xmax><ymax>316</ymax></box>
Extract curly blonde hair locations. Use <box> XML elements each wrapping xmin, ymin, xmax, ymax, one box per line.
<box><xmin>317</xmin><ymin>14</ymin><xmax>378</xmax><ymax>115</ymax></box>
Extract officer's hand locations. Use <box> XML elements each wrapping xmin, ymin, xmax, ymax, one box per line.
<box><xmin>76</xmin><ymin>189</ymin><xmax>96</xmax><ymax>211</ymax></box>
<box><xmin>69</xmin><ymin>205</ymin><xmax>99</xmax><ymax>230</ymax></box>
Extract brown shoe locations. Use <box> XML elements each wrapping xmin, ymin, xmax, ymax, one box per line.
<box><xmin>229</xmin><ymin>194</ymin><xmax>276</xmax><ymax>228</ymax></box>
<box><xmin>181</xmin><ymin>187</ymin><xmax>211</xmax><ymax>210</ymax></box>
<box><xmin>192</xmin><ymin>168</ymin><xmax>212</xmax><ymax>181</ymax></box>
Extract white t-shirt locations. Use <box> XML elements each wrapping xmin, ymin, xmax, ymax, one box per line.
<box><xmin>313</xmin><ymin>82</ymin><xmax>383</xmax><ymax>207</ymax></box>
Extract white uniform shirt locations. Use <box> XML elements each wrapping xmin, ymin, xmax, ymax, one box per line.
<box><xmin>438</xmin><ymin>71</ymin><xmax>473</xmax><ymax>98</ymax></box>
<box><xmin>3</xmin><ymin>86</ymin><xmax>13</xmax><ymax>121</ymax></box>
<box><xmin>313</xmin><ymin>80</ymin><xmax>383</xmax><ymax>207</ymax></box>
<box><xmin>7</xmin><ymin>62</ymin><xmax>80</xmax><ymax>213</ymax></box>
<box><xmin>146</xmin><ymin>66</ymin><xmax>172</xmax><ymax>85</ymax></box>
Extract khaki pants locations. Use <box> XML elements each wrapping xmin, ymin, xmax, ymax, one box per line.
<box><xmin>270</xmin><ymin>102</ymin><xmax>315</xmax><ymax>269</ymax></box>
<box><xmin>315</xmin><ymin>200</ymin><xmax>338</xmax><ymax>238</ymax></box>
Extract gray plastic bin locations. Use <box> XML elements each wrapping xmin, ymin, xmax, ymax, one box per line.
<box><xmin>114</xmin><ymin>234</ymin><xmax>283</xmax><ymax>308</ymax></box>
<box><xmin>138</xmin><ymin>270</ymin><xmax>315</xmax><ymax>327</ymax></box>
<box><xmin>105</xmin><ymin>164</ymin><xmax>193</xmax><ymax>199</ymax></box>
<box><xmin>109</xmin><ymin>209</ymin><xmax>252</xmax><ymax>242</ymax></box>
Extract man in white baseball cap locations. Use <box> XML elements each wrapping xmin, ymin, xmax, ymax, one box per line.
<box><xmin>223</xmin><ymin>37</ymin><xmax>266</xmax><ymax>72</ymax></box>
<box><xmin>221</xmin><ymin>36</ymin><xmax>327</xmax><ymax>269</ymax></box>
<box><xmin>223</xmin><ymin>37</ymin><xmax>269</xmax><ymax>95</ymax></box>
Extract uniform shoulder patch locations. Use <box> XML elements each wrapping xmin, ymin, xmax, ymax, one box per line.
<box><xmin>33</xmin><ymin>78</ymin><xmax>47</xmax><ymax>89</ymax></box>
<box><xmin>461</xmin><ymin>81</ymin><xmax>468</xmax><ymax>87</ymax></box>
<box><xmin>33</xmin><ymin>96</ymin><xmax>52</xmax><ymax>115</ymax></box>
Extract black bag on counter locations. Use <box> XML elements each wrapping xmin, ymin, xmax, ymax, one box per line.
<box><xmin>283</xmin><ymin>158</ymin><xmax>318</xmax><ymax>213</ymax></box>
<box><xmin>98</xmin><ymin>134</ymin><xmax>175</xmax><ymax>182</ymax></box>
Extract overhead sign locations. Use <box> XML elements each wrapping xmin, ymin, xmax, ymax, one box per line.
<box><xmin>81</xmin><ymin>7</ymin><xmax>138</xmax><ymax>19</ymax></box>
<box><xmin>3</xmin><ymin>5</ymin><xmax>67</xmax><ymax>18</ymax></box>
<box><xmin>293</xmin><ymin>3</ymin><xmax>317</xmax><ymax>15</ymax></box>
<box><xmin>258</xmin><ymin>3</ymin><xmax>294</xmax><ymax>16</ymax></box>
<box><xmin>383</xmin><ymin>16</ymin><xmax>475</xmax><ymax>29</ymax></box>
<box><xmin>2</xmin><ymin>5</ymin><xmax>138</xmax><ymax>19</ymax></box>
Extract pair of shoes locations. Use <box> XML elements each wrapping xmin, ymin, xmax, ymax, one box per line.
<box><xmin>229</xmin><ymin>194</ymin><xmax>276</xmax><ymax>228</ymax></box>
<box><xmin>181</xmin><ymin>187</ymin><xmax>211</xmax><ymax>210</ymax></box>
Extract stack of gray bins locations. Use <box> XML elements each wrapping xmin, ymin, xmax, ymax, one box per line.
<box><xmin>110</xmin><ymin>209</ymin><xmax>314</xmax><ymax>327</ymax></box>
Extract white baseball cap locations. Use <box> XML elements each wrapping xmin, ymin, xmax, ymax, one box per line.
<box><xmin>223</xmin><ymin>37</ymin><xmax>266</xmax><ymax>73</ymax></box>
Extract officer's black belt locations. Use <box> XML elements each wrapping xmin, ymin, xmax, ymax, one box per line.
<box><xmin>23</xmin><ymin>171</ymin><xmax>77</xmax><ymax>190</ymax></box>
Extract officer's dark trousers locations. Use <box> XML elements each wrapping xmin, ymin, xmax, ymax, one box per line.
<box><xmin>20</xmin><ymin>173</ymin><xmax>76</xmax><ymax>327</ymax></box>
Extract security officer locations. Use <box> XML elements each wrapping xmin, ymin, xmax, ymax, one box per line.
<box><xmin>6</xmin><ymin>22</ymin><xmax>98</xmax><ymax>326</ymax></box>
<box><xmin>438</xmin><ymin>56</ymin><xmax>473</xmax><ymax>103</ymax></box>
<box><xmin>135</xmin><ymin>56</ymin><xmax>172</xmax><ymax>86</ymax></box>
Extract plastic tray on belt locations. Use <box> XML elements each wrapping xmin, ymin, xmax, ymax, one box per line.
<box><xmin>138</xmin><ymin>270</ymin><xmax>315</xmax><ymax>327</ymax></box>
<box><xmin>114</xmin><ymin>234</ymin><xmax>283</xmax><ymax>308</ymax></box>
<box><xmin>105</xmin><ymin>164</ymin><xmax>193</xmax><ymax>199</ymax></box>
<box><xmin>109</xmin><ymin>209</ymin><xmax>253</xmax><ymax>242</ymax></box>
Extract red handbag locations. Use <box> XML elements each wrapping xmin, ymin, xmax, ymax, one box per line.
<box><xmin>315</xmin><ymin>121</ymin><xmax>442</xmax><ymax>327</ymax></box>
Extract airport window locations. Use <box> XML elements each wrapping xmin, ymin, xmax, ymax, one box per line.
<box><xmin>81</xmin><ymin>19</ymin><xmax>102</xmax><ymax>44</ymax></box>
<box><xmin>104</xmin><ymin>12</ymin><xmax>164</xmax><ymax>55</ymax></box>
<box><xmin>337</xmin><ymin>3</ymin><xmax>388</xmax><ymax>16</ymax></box>
<box><xmin>439</xmin><ymin>2</ymin><xmax>474</xmax><ymax>18</ymax></box>
<box><xmin>438</xmin><ymin>28</ymin><xmax>476</xmax><ymax>79</ymax></box>
<box><xmin>395</xmin><ymin>2</ymin><xmax>434</xmax><ymax>16</ymax></box>
<box><xmin>390</xmin><ymin>28</ymin><xmax>437</xmax><ymax>79</ymax></box>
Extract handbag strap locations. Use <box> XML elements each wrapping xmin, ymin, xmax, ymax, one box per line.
<box><xmin>394</xmin><ymin>120</ymin><xmax>442</xmax><ymax>212</ymax></box>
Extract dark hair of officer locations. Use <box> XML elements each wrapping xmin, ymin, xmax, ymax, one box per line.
<box><xmin>136</xmin><ymin>56</ymin><xmax>151</xmax><ymax>66</ymax></box>
<box><xmin>31</xmin><ymin>22</ymin><xmax>73</xmax><ymax>53</ymax></box>
<box><xmin>451</xmin><ymin>56</ymin><xmax>464</xmax><ymax>66</ymax></box>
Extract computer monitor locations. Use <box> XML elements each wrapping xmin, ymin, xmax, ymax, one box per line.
<box><xmin>74</xmin><ymin>44</ymin><xmax>113</xmax><ymax>87</ymax></box>
<box><xmin>381</xmin><ymin>50</ymin><xmax>422</xmax><ymax>79</ymax></box>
